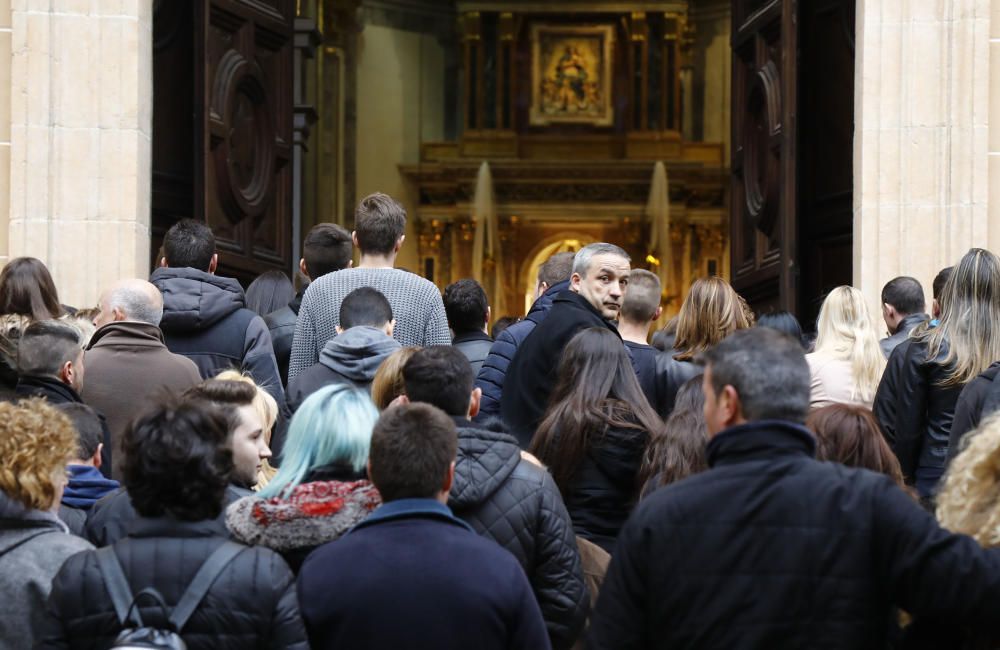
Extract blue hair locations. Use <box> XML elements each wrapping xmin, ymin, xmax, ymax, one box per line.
<box><xmin>257</xmin><ymin>384</ymin><xmax>379</xmax><ymax>498</ymax></box>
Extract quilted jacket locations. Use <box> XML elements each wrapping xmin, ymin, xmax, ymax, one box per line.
<box><xmin>448</xmin><ymin>417</ymin><xmax>588</xmax><ymax>650</ymax></box>
<box><xmin>475</xmin><ymin>280</ymin><xmax>569</xmax><ymax>419</ymax></box>
<box><xmin>36</xmin><ymin>517</ymin><xmax>309</xmax><ymax>650</ymax></box>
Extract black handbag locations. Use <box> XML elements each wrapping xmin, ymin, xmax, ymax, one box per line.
<box><xmin>95</xmin><ymin>541</ymin><xmax>245</xmax><ymax>649</ymax></box>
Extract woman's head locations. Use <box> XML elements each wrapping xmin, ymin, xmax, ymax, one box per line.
<box><xmin>123</xmin><ymin>397</ymin><xmax>234</xmax><ymax>521</ymax></box>
<box><xmin>938</xmin><ymin>413</ymin><xmax>1000</xmax><ymax>546</ymax></box>
<box><xmin>213</xmin><ymin>370</ymin><xmax>279</xmax><ymax>488</ymax></box>
<box><xmin>245</xmin><ymin>270</ymin><xmax>294</xmax><ymax>317</ymax></box>
<box><xmin>371</xmin><ymin>346</ymin><xmax>421</xmax><ymax>409</ymax></box>
<box><xmin>530</xmin><ymin>327</ymin><xmax>662</xmax><ymax>492</ymax></box>
<box><xmin>258</xmin><ymin>384</ymin><xmax>379</xmax><ymax>498</ymax></box>
<box><xmin>807</xmin><ymin>404</ymin><xmax>904</xmax><ymax>487</ymax></box>
<box><xmin>813</xmin><ymin>286</ymin><xmax>885</xmax><ymax>402</ymax></box>
<box><xmin>925</xmin><ymin>248</ymin><xmax>1000</xmax><ymax>385</ymax></box>
<box><xmin>673</xmin><ymin>277</ymin><xmax>753</xmax><ymax>361</ymax></box>
<box><xmin>0</xmin><ymin>257</ymin><xmax>64</xmax><ymax>321</ymax></box>
<box><xmin>0</xmin><ymin>399</ymin><xmax>77</xmax><ymax>512</ymax></box>
<box><xmin>639</xmin><ymin>375</ymin><xmax>708</xmax><ymax>496</ymax></box>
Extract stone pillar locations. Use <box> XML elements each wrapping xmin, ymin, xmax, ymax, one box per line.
<box><xmin>7</xmin><ymin>1</ymin><xmax>152</xmax><ymax>308</ymax></box>
<box><xmin>0</xmin><ymin>0</ymin><xmax>12</xmax><ymax>265</ymax></box>
<box><xmin>854</xmin><ymin>0</ymin><xmax>993</xmax><ymax>321</ymax></box>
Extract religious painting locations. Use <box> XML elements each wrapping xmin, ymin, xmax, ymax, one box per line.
<box><xmin>530</xmin><ymin>24</ymin><xmax>615</xmax><ymax>127</ymax></box>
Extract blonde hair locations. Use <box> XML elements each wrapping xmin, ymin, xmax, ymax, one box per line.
<box><xmin>938</xmin><ymin>413</ymin><xmax>1000</xmax><ymax>546</ymax></box>
<box><xmin>371</xmin><ymin>346</ymin><xmax>421</xmax><ymax>409</ymax></box>
<box><xmin>813</xmin><ymin>286</ymin><xmax>886</xmax><ymax>403</ymax></box>
<box><xmin>213</xmin><ymin>370</ymin><xmax>278</xmax><ymax>489</ymax></box>
<box><xmin>673</xmin><ymin>277</ymin><xmax>754</xmax><ymax>361</ymax></box>
<box><xmin>920</xmin><ymin>248</ymin><xmax>1000</xmax><ymax>386</ymax></box>
<box><xmin>0</xmin><ymin>399</ymin><xmax>78</xmax><ymax>510</ymax></box>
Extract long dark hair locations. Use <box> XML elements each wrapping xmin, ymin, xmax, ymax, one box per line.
<box><xmin>0</xmin><ymin>257</ymin><xmax>64</xmax><ymax>320</ymax></box>
<box><xmin>807</xmin><ymin>404</ymin><xmax>906</xmax><ymax>488</ymax></box>
<box><xmin>245</xmin><ymin>270</ymin><xmax>294</xmax><ymax>317</ymax></box>
<box><xmin>638</xmin><ymin>375</ymin><xmax>708</xmax><ymax>495</ymax></box>
<box><xmin>529</xmin><ymin>327</ymin><xmax>663</xmax><ymax>493</ymax></box>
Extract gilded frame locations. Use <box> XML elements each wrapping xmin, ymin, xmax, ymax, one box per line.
<box><xmin>529</xmin><ymin>24</ymin><xmax>615</xmax><ymax>127</ymax></box>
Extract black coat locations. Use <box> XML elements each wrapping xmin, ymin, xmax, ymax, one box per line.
<box><xmin>452</xmin><ymin>330</ymin><xmax>494</xmax><ymax>377</ymax></box>
<box><xmin>263</xmin><ymin>292</ymin><xmax>302</xmax><ymax>388</ymax></box>
<box><xmin>37</xmin><ymin>517</ymin><xmax>308</xmax><ymax>650</ymax></box>
<box><xmin>586</xmin><ymin>420</ymin><xmax>1000</xmax><ymax>650</ymax></box>
<box><xmin>501</xmin><ymin>291</ymin><xmax>620</xmax><ymax>447</ymax></box>
<box><xmin>84</xmin><ymin>485</ymin><xmax>252</xmax><ymax>547</ymax></box>
<box><xmin>16</xmin><ymin>375</ymin><xmax>113</xmax><ymax>476</ymax></box>
<box><xmin>298</xmin><ymin>499</ymin><xmax>551</xmax><ymax>650</ymax></box>
<box><xmin>448</xmin><ymin>418</ymin><xmax>587</xmax><ymax>650</ymax></box>
<box><xmin>948</xmin><ymin>362</ymin><xmax>1000</xmax><ymax>463</ymax></box>
<box><xmin>873</xmin><ymin>338</ymin><xmax>963</xmax><ymax>489</ymax></box>
<box><xmin>561</xmin><ymin>420</ymin><xmax>648</xmax><ymax>553</ymax></box>
<box><xmin>625</xmin><ymin>342</ymin><xmax>701</xmax><ymax>419</ymax></box>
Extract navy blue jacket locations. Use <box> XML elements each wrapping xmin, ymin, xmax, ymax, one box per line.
<box><xmin>298</xmin><ymin>498</ymin><xmax>551</xmax><ymax>650</ymax></box>
<box><xmin>587</xmin><ymin>420</ymin><xmax>1000</xmax><ymax>649</ymax></box>
<box><xmin>476</xmin><ymin>280</ymin><xmax>569</xmax><ymax>419</ymax></box>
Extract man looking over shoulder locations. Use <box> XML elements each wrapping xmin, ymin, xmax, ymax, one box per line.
<box><xmin>501</xmin><ymin>242</ymin><xmax>630</xmax><ymax>447</ymax></box>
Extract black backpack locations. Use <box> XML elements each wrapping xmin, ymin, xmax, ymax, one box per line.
<box><xmin>95</xmin><ymin>541</ymin><xmax>245</xmax><ymax>650</ymax></box>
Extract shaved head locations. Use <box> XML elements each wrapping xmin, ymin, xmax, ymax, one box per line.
<box><xmin>95</xmin><ymin>279</ymin><xmax>164</xmax><ymax>327</ymax></box>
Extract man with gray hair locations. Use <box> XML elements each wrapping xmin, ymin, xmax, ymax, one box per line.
<box><xmin>588</xmin><ymin>327</ymin><xmax>1000</xmax><ymax>649</ymax></box>
<box><xmin>501</xmin><ymin>242</ymin><xmax>631</xmax><ymax>447</ymax></box>
<box><xmin>83</xmin><ymin>279</ymin><xmax>202</xmax><ymax>479</ymax></box>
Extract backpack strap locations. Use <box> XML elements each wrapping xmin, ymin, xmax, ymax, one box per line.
<box><xmin>168</xmin><ymin>541</ymin><xmax>245</xmax><ymax>632</ymax></box>
<box><xmin>96</xmin><ymin>546</ymin><xmax>141</xmax><ymax>627</ymax></box>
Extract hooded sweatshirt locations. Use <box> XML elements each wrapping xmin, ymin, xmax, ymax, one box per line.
<box><xmin>0</xmin><ymin>491</ymin><xmax>93</xmax><ymax>646</ymax></box>
<box><xmin>286</xmin><ymin>326</ymin><xmax>401</xmax><ymax>412</ymax></box>
<box><xmin>62</xmin><ymin>465</ymin><xmax>120</xmax><ymax>509</ymax></box>
<box><xmin>150</xmin><ymin>266</ymin><xmax>284</xmax><ymax>407</ymax></box>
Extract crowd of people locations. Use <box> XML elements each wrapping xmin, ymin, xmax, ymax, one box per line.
<box><xmin>5</xmin><ymin>191</ymin><xmax>1000</xmax><ymax>649</ymax></box>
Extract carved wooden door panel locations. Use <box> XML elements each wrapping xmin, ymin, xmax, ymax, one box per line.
<box><xmin>199</xmin><ymin>0</ymin><xmax>294</xmax><ymax>284</ymax></box>
<box><xmin>730</xmin><ymin>0</ymin><xmax>797</xmax><ymax>314</ymax></box>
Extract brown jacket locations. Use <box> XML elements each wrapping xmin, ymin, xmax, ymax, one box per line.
<box><xmin>82</xmin><ymin>321</ymin><xmax>202</xmax><ymax>478</ymax></box>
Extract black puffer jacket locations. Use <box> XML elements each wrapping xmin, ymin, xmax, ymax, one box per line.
<box><xmin>36</xmin><ymin>517</ymin><xmax>309</xmax><ymax>650</ymax></box>
<box><xmin>448</xmin><ymin>418</ymin><xmax>588</xmax><ymax>650</ymax></box>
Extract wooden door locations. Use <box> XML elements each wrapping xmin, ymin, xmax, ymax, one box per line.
<box><xmin>730</xmin><ymin>0</ymin><xmax>798</xmax><ymax>314</ymax></box>
<box><xmin>152</xmin><ymin>1</ymin><xmax>294</xmax><ymax>285</ymax></box>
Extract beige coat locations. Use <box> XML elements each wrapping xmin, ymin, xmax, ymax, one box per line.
<box><xmin>806</xmin><ymin>351</ymin><xmax>874</xmax><ymax>410</ymax></box>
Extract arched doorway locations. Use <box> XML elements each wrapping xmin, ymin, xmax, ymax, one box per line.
<box><xmin>519</xmin><ymin>234</ymin><xmax>595</xmax><ymax>314</ymax></box>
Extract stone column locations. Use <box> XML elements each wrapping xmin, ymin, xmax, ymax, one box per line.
<box><xmin>7</xmin><ymin>0</ymin><xmax>152</xmax><ymax>308</ymax></box>
<box><xmin>0</xmin><ymin>0</ymin><xmax>12</xmax><ymax>265</ymax></box>
<box><xmin>854</xmin><ymin>0</ymin><xmax>993</xmax><ymax>321</ymax></box>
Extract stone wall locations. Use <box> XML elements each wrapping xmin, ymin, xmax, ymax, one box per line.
<box><xmin>6</xmin><ymin>0</ymin><xmax>151</xmax><ymax>309</ymax></box>
<box><xmin>0</xmin><ymin>0</ymin><xmax>11</xmax><ymax>265</ymax></box>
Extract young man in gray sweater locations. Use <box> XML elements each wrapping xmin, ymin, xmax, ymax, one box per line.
<box><xmin>288</xmin><ymin>193</ymin><xmax>450</xmax><ymax>382</ymax></box>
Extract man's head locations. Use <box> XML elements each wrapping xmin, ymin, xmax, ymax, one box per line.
<box><xmin>619</xmin><ymin>269</ymin><xmax>662</xmax><ymax>327</ymax></box>
<box><xmin>56</xmin><ymin>403</ymin><xmax>104</xmax><ymax>467</ymax></box>
<box><xmin>933</xmin><ymin>266</ymin><xmax>954</xmax><ymax>319</ymax></box>
<box><xmin>337</xmin><ymin>287</ymin><xmax>395</xmax><ymax>336</ymax></box>
<box><xmin>443</xmin><ymin>279</ymin><xmax>490</xmax><ymax>335</ymax></box>
<box><xmin>368</xmin><ymin>402</ymin><xmax>458</xmax><ymax>503</ymax></box>
<box><xmin>880</xmin><ymin>276</ymin><xmax>925</xmax><ymax>333</ymax></box>
<box><xmin>94</xmin><ymin>279</ymin><xmax>164</xmax><ymax>329</ymax></box>
<box><xmin>301</xmin><ymin>222</ymin><xmax>353</xmax><ymax>281</ymax></box>
<box><xmin>123</xmin><ymin>397</ymin><xmax>233</xmax><ymax>521</ymax></box>
<box><xmin>353</xmin><ymin>193</ymin><xmax>407</xmax><ymax>257</ymax></box>
<box><xmin>402</xmin><ymin>346</ymin><xmax>478</xmax><ymax>418</ymax></box>
<box><xmin>161</xmin><ymin>219</ymin><xmax>217</xmax><ymax>272</ymax></box>
<box><xmin>536</xmin><ymin>251</ymin><xmax>575</xmax><ymax>299</ymax></box>
<box><xmin>570</xmin><ymin>243</ymin><xmax>631</xmax><ymax>320</ymax></box>
<box><xmin>182</xmin><ymin>379</ymin><xmax>270</xmax><ymax>488</ymax></box>
<box><xmin>18</xmin><ymin>320</ymin><xmax>84</xmax><ymax>391</ymax></box>
<box><xmin>701</xmin><ymin>327</ymin><xmax>810</xmax><ymax>436</ymax></box>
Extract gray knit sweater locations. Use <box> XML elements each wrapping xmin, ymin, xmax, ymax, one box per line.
<box><xmin>288</xmin><ymin>267</ymin><xmax>451</xmax><ymax>381</ymax></box>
